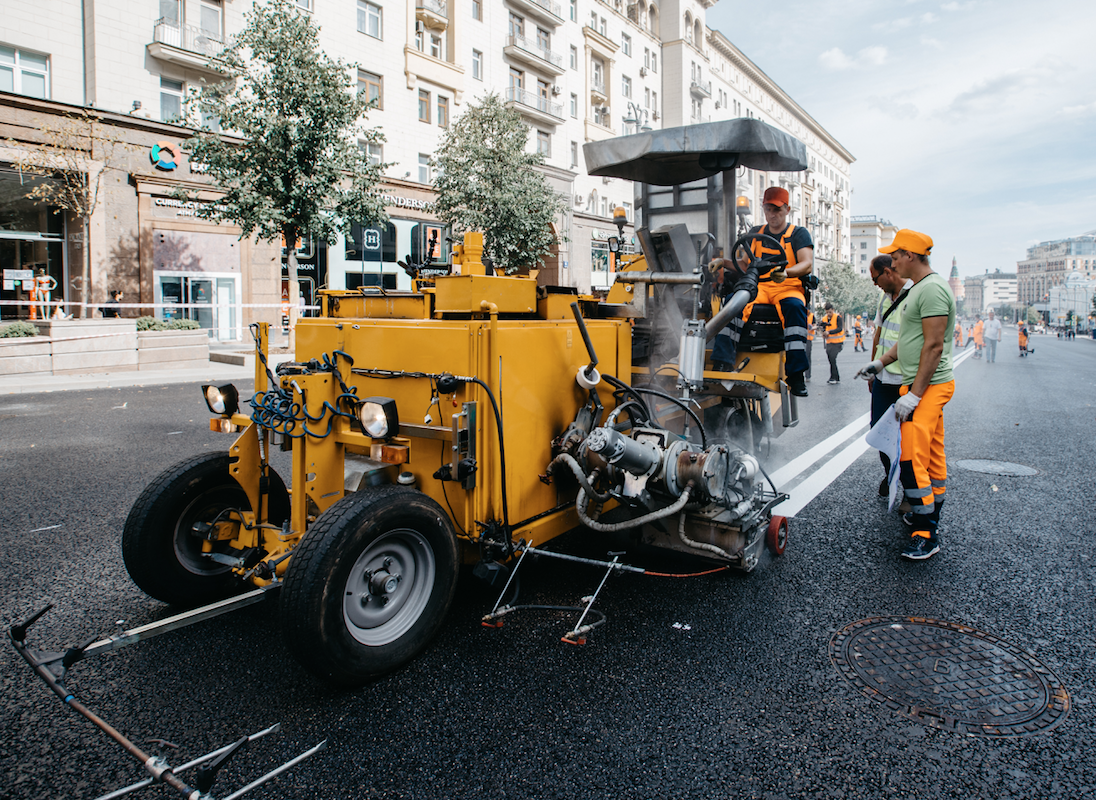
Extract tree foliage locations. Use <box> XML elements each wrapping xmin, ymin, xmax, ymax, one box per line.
<box><xmin>817</xmin><ymin>258</ymin><xmax>881</xmax><ymax>317</ymax></box>
<box><xmin>432</xmin><ymin>94</ymin><xmax>564</xmax><ymax>273</ymax></box>
<box><xmin>182</xmin><ymin>0</ymin><xmax>387</xmax><ymax>339</ymax></box>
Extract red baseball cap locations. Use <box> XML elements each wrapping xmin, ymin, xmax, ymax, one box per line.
<box><xmin>879</xmin><ymin>229</ymin><xmax>933</xmax><ymax>256</ymax></box>
<box><xmin>762</xmin><ymin>186</ymin><xmax>790</xmax><ymax>208</ymax></box>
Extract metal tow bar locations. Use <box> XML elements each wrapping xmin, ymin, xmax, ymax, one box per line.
<box><xmin>481</xmin><ymin>545</ymin><xmax>645</xmax><ymax>644</ymax></box>
<box><xmin>9</xmin><ymin>596</ymin><xmax>327</xmax><ymax>799</ymax></box>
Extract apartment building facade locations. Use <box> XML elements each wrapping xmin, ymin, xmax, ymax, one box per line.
<box><xmin>1016</xmin><ymin>231</ymin><xmax>1096</xmax><ymax>307</ymax></box>
<box><xmin>1</xmin><ymin>0</ymin><xmax>853</xmax><ymax>336</ymax></box>
<box><xmin>849</xmin><ymin>216</ymin><xmax>897</xmax><ymax>276</ymax></box>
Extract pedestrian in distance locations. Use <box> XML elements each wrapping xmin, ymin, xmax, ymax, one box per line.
<box><xmin>853</xmin><ymin>315</ymin><xmax>865</xmax><ymax>352</ymax></box>
<box><xmin>102</xmin><ymin>289</ymin><xmax>123</xmax><ymax>318</ymax></box>
<box><xmin>953</xmin><ymin>319</ymin><xmax>963</xmax><ymax>349</ymax></box>
<box><xmin>821</xmin><ymin>302</ymin><xmax>845</xmax><ymax>384</ymax></box>
<box><xmin>857</xmin><ymin>229</ymin><xmax>955</xmax><ymax>561</ymax></box>
<box><xmin>982</xmin><ymin>309</ymin><xmax>1002</xmax><ymax>362</ymax></box>
<box><xmin>805</xmin><ymin>308</ymin><xmax>814</xmax><ymax>381</ymax></box>
<box><xmin>1018</xmin><ymin>321</ymin><xmax>1033</xmax><ymax>356</ymax></box>
<box><xmin>856</xmin><ymin>255</ymin><xmax>913</xmax><ymax>497</ymax></box>
<box><xmin>972</xmin><ymin>314</ymin><xmax>984</xmax><ymax>358</ymax></box>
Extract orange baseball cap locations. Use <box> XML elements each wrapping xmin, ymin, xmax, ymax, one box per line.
<box><xmin>762</xmin><ymin>186</ymin><xmax>790</xmax><ymax>207</ymax></box>
<box><xmin>879</xmin><ymin>229</ymin><xmax>933</xmax><ymax>256</ymax></box>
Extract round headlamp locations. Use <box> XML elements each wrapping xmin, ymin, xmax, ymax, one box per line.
<box><xmin>358</xmin><ymin>397</ymin><xmax>398</xmax><ymax>439</ymax></box>
<box><xmin>202</xmin><ymin>384</ymin><xmax>239</xmax><ymax>416</ymax></box>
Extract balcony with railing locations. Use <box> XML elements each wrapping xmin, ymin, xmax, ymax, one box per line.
<box><xmin>416</xmin><ymin>0</ymin><xmax>448</xmax><ymax>30</ymax></box>
<box><xmin>590</xmin><ymin>77</ymin><xmax>607</xmax><ymax>103</ymax></box>
<box><xmin>503</xmin><ymin>34</ymin><xmax>565</xmax><ymax>76</ymax></box>
<box><xmin>690</xmin><ymin>79</ymin><xmax>711</xmax><ymax>99</ymax></box>
<box><xmin>148</xmin><ymin>18</ymin><xmax>225</xmax><ymax>74</ymax></box>
<box><xmin>507</xmin><ymin>0</ymin><xmax>563</xmax><ymax>26</ymax></box>
<box><xmin>504</xmin><ymin>86</ymin><xmax>564</xmax><ymax>126</ymax></box>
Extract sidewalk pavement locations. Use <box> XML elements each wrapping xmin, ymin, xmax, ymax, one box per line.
<box><xmin>3</xmin><ymin>351</ymin><xmax>295</xmax><ymax>396</ymax></box>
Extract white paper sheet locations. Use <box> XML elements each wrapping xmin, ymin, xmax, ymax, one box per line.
<box><xmin>865</xmin><ymin>403</ymin><xmax>903</xmax><ymax>511</ymax></box>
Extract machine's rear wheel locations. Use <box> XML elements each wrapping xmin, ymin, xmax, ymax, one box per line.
<box><xmin>279</xmin><ymin>486</ymin><xmax>460</xmax><ymax>686</ymax></box>
<box><xmin>766</xmin><ymin>515</ymin><xmax>788</xmax><ymax>555</ymax></box>
<box><xmin>122</xmin><ymin>453</ymin><xmax>290</xmax><ymax>606</ymax></box>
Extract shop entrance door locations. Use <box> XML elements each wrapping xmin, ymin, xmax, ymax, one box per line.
<box><xmin>155</xmin><ymin>273</ymin><xmax>240</xmax><ymax>340</ymax></box>
<box><xmin>215</xmin><ymin>278</ymin><xmax>236</xmax><ymax>340</ymax></box>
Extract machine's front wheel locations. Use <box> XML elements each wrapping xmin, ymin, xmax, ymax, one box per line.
<box><xmin>122</xmin><ymin>453</ymin><xmax>290</xmax><ymax>606</ymax></box>
<box><xmin>766</xmin><ymin>515</ymin><xmax>788</xmax><ymax>555</ymax></box>
<box><xmin>280</xmin><ymin>486</ymin><xmax>460</xmax><ymax>686</ymax></box>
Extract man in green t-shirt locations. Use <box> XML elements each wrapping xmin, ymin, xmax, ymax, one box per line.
<box><xmin>862</xmin><ymin>229</ymin><xmax>955</xmax><ymax>560</ymax></box>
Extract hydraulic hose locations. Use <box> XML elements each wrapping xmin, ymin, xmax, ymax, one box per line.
<box><xmin>677</xmin><ymin>509</ymin><xmax>736</xmax><ymax>561</ymax></box>
<box><xmin>549</xmin><ymin>454</ymin><xmax>612</xmax><ymax>503</ymax></box>
<box><xmin>576</xmin><ymin>482</ymin><xmax>695</xmax><ymax>533</ymax></box>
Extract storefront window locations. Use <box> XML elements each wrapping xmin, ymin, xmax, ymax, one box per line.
<box><xmin>0</xmin><ymin>169</ymin><xmax>67</xmax><ymax>319</ymax></box>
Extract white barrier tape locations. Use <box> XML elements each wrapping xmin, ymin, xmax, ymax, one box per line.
<box><xmin>0</xmin><ymin>300</ymin><xmax>321</xmax><ymax>310</ymax></box>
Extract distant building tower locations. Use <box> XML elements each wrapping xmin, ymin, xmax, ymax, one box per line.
<box><xmin>948</xmin><ymin>257</ymin><xmax>965</xmax><ymax>301</ymax></box>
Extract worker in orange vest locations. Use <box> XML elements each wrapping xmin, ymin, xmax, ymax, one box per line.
<box><xmin>853</xmin><ymin>315</ymin><xmax>864</xmax><ymax>352</ymax></box>
<box><xmin>805</xmin><ymin>309</ymin><xmax>815</xmax><ymax>381</ymax></box>
<box><xmin>972</xmin><ymin>315</ymin><xmax>984</xmax><ymax>358</ymax></box>
<box><xmin>953</xmin><ymin>320</ymin><xmax>963</xmax><ymax>348</ymax></box>
<box><xmin>822</xmin><ymin>302</ymin><xmax>845</xmax><ymax>384</ymax></box>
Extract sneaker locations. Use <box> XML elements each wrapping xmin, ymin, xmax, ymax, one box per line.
<box><xmin>827</xmin><ymin>379</ymin><xmax>840</xmax><ymax>385</ymax></box>
<box><xmin>902</xmin><ymin>512</ymin><xmax>914</xmax><ymax>527</ymax></box>
<box><xmin>787</xmin><ymin>372</ymin><xmax>808</xmax><ymax>397</ymax></box>
<box><xmin>878</xmin><ymin>477</ymin><xmax>889</xmax><ymax>497</ymax></box>
<box><xmin>901</xmin><ymin>534</ymin><xmax>940</xmax><ymax>560</ymax></box>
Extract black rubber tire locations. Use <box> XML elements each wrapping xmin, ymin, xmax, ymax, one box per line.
<box><xmin>279</xmin><ymin>486</ymin><xmax>460</xmax><ymax>686</ymax></box>
<box><xmin>122</xmin><ymin>453</ymin><xmax>290</xmax><ymax>606</ymax></box>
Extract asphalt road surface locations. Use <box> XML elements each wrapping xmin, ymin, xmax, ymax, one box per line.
<box><xmin>2</xmin><ymin>329</ymin><xmax>1094</xmax><ymax>800</ymax></box>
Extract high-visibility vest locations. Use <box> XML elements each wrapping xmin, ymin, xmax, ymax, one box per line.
<box><xmin>807</xmin><ymin>310</ymin><xmax>815</xmax><ymax>341</ymax></box>
<box><xmin>749</xmin><ymin>224</ymin><xmax>803</xmax><ymax>292</ymax></box>
<box><xmin>875</xmin><ymin>291</ymin><xmax>907</xmax><ymax>375</ymax></box>
<box><xmin>824</xmin><ymin>311</ymin><xmax>845</xmax><ymax>344</ymax></box>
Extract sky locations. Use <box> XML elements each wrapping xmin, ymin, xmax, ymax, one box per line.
<box><xmin>706</xmin><ymin>0</ymin><xmax>1096</xmax><ymax>279</ymax></box>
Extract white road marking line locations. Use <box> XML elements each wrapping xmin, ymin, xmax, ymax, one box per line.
<box><xmin>28</xmin><ymin>524</ymin><xmax>62</xmax><ymax>533</ymax></box>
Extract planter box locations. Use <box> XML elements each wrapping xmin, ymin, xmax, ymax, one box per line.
<box><xmin>137</xmin><ymin>330</ymin><xmax>211</xmax><ymax>371</ymax></box>
<box><xmin>0</xmin><ymin>336</ymin><xmax>52</xmax><ymax>377</ymax></box>
<box><xmin>35</xmin><ymin>319</ymin><xmax>139</xmax><ymax>375</ymax></box>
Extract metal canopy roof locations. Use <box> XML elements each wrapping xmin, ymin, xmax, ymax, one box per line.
<box><xmin>583</xmin><ymin>118</ymin><xmax>808</xmax><ymax>186</ymax></box>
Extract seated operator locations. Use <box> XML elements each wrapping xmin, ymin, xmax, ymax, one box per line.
<box><xmin>710</xmin><ymin>186</ymin><xmax>813</xmax><ymax>397</ymax></box>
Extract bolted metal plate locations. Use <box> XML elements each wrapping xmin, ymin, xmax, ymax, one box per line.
<box><xmin>830</xmin><ymin>617</ymin><xmax>1070</xmax><ymax>737</ymax></box>
<box><xmin>952</xmin><ymin>459</ymin><xmax>1039</xmax><ymax>477</ymax></box>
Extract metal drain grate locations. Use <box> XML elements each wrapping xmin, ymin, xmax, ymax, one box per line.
<box><xmin>830</xmin><ymin>616</ymin><xmax>1070</xmax><ymax>737</ymax></box>
<box><xmin>952</xmin><ymin>459</ymin><xmax>1039</xmax><ymax>477</ymax></box>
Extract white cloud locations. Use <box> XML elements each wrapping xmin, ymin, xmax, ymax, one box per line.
<box><xmin>922</xmin><ymin>12</ymin><xmax>939</xmax><ymax>22</ymax></box>
<box><xmin>820</xmin><ymin>48</ymin><xmax>855</xmax><ymax>70</ymax></box>
<box><xmin>921</xmin><ymin>36</ymin><xmax>944</xmax><ymax>49</ymax></box>
<box><xmin>873</xmin><ymin>16</ymin><xmax>914</xmax><ymax>32</ymax></box>
<box><xmin>860</xmin><ymin>46</ymin><xmax>889</xmax><ymax>66</ymax></box>
<box><xmin>1063</xmin><ymin>101</ymin><xmax>1096</xmax><ymax>115</ymax></box>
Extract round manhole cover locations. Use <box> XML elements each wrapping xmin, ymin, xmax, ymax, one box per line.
<box><xmin>952</xmin><ymin>459</ymin><xmax>1039</xmax><ymax>476</ymax></box>
<box><xmin>830</xmin><ymin>617</ymin><xmax>1070</xmax><ymax>737</ymax></box>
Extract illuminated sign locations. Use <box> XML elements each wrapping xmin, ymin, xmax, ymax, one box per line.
<box><xmin>151</xmin><ymin>141</ymin><xmax>180</xmax><ymax>171</ymax></box>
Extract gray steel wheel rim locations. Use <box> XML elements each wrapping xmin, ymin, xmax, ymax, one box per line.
<box><xmin>343</xmin><ymin>528</ymin><xmax>436</xmax><ymax>646</ymax></box>
<box><xmin>173</xmin><ymin>490</ymin><xmax>236</xmax><ymax>577</ymax></box>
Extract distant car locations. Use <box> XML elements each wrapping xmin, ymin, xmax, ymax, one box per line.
<box><xmin>1033</xmin><ymin>324</ymin><xmax>1046</xmax><ymax>334</ymax></box>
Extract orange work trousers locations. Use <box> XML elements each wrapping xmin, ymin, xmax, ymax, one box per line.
<box><xmin>898</xmin><ymin>380</ymin><xmax>955</xmax><ymax>535</ymax></box>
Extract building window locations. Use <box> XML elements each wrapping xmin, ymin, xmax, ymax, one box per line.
<box><xmin>418</xmin><ymin>154</ymin><xmax>432</xmax><ymax>183</ymax></box>
<box><xmin>644</xmin><ymin>48</ymin><xmax>650</xmax><ymax>70</ymax></box>
<box><xmin>472</xmin><ymin>0</ymin><xmax>482</xmax><ymax>21</ymax></box>
<box><xmin>429</xmin><ymin>31</ymin><xmax>443</xmax><ymax>59</ymax></box>
<box><xmin>358</xmin><ymin>1</ymin><xmax>382</xmax><ymax>39</ymax></box>
<box><xmin>621</xmin><ymin>33</ymin><xmax>631</xmax><ymax>56</ymax></box>
<box><xmin>592</xmin><ymin>58</ymin><xmax>604</xmax><ymax>93</ymax></box>
<box><xmin>509</xmin><ymin>68</ymin><xmax>524</xmax><ymax>91</ymax></box>
<box><xmin>570</xmin><ymin>93</ymin><xmax>578</xmax><ymax>118</ymax></box>
<box><xmin>295</xmin><ymin>0</ymin><xmax>311</xmax><ymax>10</ymax></box>
<box><xmin>537</xmin><ymin>130</ymin><xmax>550</xmax><ymax>157</ymax></box>
<box><xmin>472</xmin><ymin>49</ymin><xmax>483</xmax><ymax>80</ymax></box>
<box><xmin>651</xmin><ymin>53</ymin><xmax>657</xmax><ymax>73</ymax></box>
<box><xmin>594</xmin><ymin>104</ymin><xmax>609</xmax><ymax>127</ymax></box>
<box><xmin>437</xmin><ymin>95</ymin><xmax>449</xmax><ymax>128</ymax></box>
<box><xmin>622</xmin><ymin>75</ymin><xmax>631</xmax><ymax>98</ymax></box>
<box><xmin>860</xmin><ymin>241</ymin><xmax>867</xmax><ymax>249</ymax></box>
<box><xmin>199</xmin><ymin>0</ymin><xmax>223</xmax><ymax>40</ymax></box>
<box><xmin>509</xmin><ymin>12</ymin><xmax>524</xmax><ymax>37</ymax></box>
<box><xmin>360</xmin><ymin>140</ymin><xmax>383</xmax><ymax>166</ymax></box>
<box><xmin>571</xmin><ymin>141</ymin><xmax>578</xmax><ymax>168</ymax></box>
<box><xmin>644</xmin><ymin>87</ymin><xmax>650</xmax><ymax>108</ymax></box>
<box><xmin>358</xmin><ymin>70</ymin><xmax>382</xmax><ymax>109</ymax></box>
<box><xmin>570</xmin><ymin>0</ymin><xmax>577</xmax><ymax>22</ymax></box>
<box><xmin>418</xmin><ymin>89</ymin><xmax>431</xmax><ymax>123</ymax></box>
<box><xmin>652</xmin><ymin>91</ymin><xmax>657</xmax><ymax>114</ymax></box>
<box><xmin>537</xmin><ymin>27</ymin><xmax>550</xmax><ymax>52</ymax></box>
<box><xmin>570</xmin><ymin>45</ymin><xmax>578</xmax><ymax>70</ymax></box>
<box><xmin>160</xmin><ymin>0</ymin><xmax>181</xmax><ymax>24</ymax></box>
<box><xmin>160</xmin><ymin>77</ymin><xmax>184</xmax><ymax>122</ymax></box>
<box><xmin>0</xmin><ymin>46</ymin><xmax>49</xmax><ymax>99</ymax></box>
<box><xmin>537</xmin><ymin>78</ymin><xmax>551</xmax><ymax>111</ymax></box>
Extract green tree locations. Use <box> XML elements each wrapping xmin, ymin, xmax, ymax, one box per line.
<box><xmin>1027</xmin><ymin>306</ymin><xmax>1041</xmax><ymax>324</ymax></box>
<box><xmin>181</xmin><ymin>0</ymin><xmax>387</xmax><ymax>345</ymax></box>
<box><xmin>817</xmin><ymin>258</ymin><xmax>880</xmax><ymax>317</ymax></box>
<box><xmin>432</xmin><ymin>94</ymin><xmax>564</xmax><ymax>273</ymax></box>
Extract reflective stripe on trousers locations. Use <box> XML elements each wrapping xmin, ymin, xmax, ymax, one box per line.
<box><xmin>898</xmin><ymin>380</ymin><xmax>955</xmax><ymax>534</ymax></box>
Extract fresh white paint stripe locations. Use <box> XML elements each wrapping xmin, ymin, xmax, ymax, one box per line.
<box><xmin>768</xmin><ymin>412</ymin><xmax>870</xmax><ymax>487</ymax></box>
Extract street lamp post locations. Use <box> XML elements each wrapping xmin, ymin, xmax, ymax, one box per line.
<box><xmin>621</xmin><ymin>101</ymin><xmax>653</xmax><ymax>135</ymax></box>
